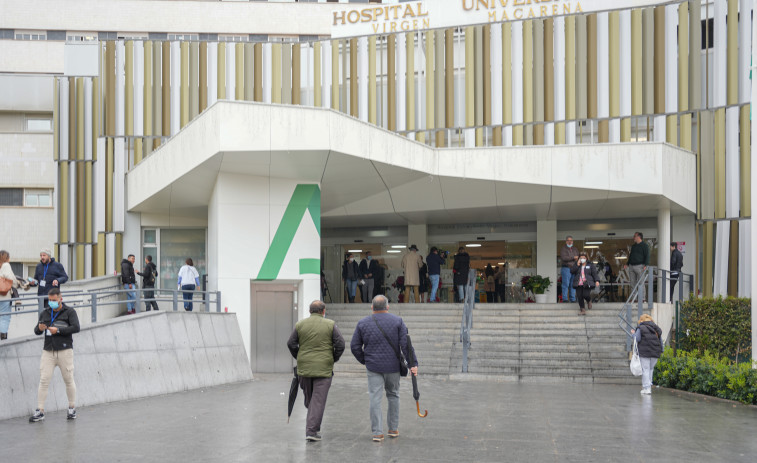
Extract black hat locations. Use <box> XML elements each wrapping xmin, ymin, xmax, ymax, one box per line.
<box><xmin>408</xmin><ymin>244</ymin><xmax>419</xmax><ymax>251</ymax></box>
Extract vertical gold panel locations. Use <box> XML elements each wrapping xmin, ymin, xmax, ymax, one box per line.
<box><xmin>523</xmin><ymin>21</ymin><xmax>534</xmax><ymax>144</ymax></box>
<box><xmin>475</xmin><ymin>27</ymin><xmax>484</xmax><ymax>146</ymax></box>
<box><xmin>714</xmin><ymin>108</ymin><xmax>726</xmax><ymax>218</ymax></box>
<box><xmin>574</xmin><ymin>16</ymin><xmax>587</xmax><ymax>121</ymax></box>
<box><xmin>740</xmin><ymin>106</ymin><xmax>751</xmax><ymax>216</ymax></box>
<box><xmin>407</xmin><ymin>32</ymin><xmax>416</xmax><ymax>134</ymax></box>
<box><xmin>653</xmin><ymin>6</ymin><xmax>665</xmax><ymax>114</ymax></box>
<box><xmin>631</xmin><ymin>10</ymin><xmax>643</xmax><ymax>116</ymax></box>
<box><xmin>254</xmin><ymin>43</ymin><xmax>263</xmax><ymax>102</ymax></box>
<box><xmin>586</xmin><ymin>15</ymin><xmax>597</xmax><ymax>119</ymax></box>
<box><xmin>162</xmin><ymin>41</ymin><xmax>170</xmax><ymax>136</ymax></box>
<box><xmin>642</xmin><ymin>9</ymin><xmax>655</xmax><ymax>115</ymax></box>
<box><xmin>544</xmin><ymin>19</ymin><xmax>554</xmax><ymax>122</ymax></box>
<box><xmin>388</xmin><ymin>35</ymin><xmax>397</xmax><ymax>131</ymax></box>
<box><xmin>236</xmin><ymin>43</ymin><xmax>245</xmax><ymax>101</ymax></box>
<box><xmin>76</xmin><ymin>244</ymin><xmax>84</xmax><ymax>280</ymax></box>
<box><xmin>189</xmin><ymin>42</ymin><xmax>199</xmax><ymax>120</ymax></box>
<box><xmin>180</xmin><ymin>42</ymin><xmax>189</xmax><ymax>127</ymax></box>
<box><xmin>608</xmin><ymin>13</ymin><xmax>619</xmax><ymax>118</ymax></box>
<box><xmin>314</xmin><ymin>43</ymin><xmax>322</xmax><ymax>107</ymax></box>
<box><xmin>331</xmin><ymin>40</ymin><xmax>339</xmax><ymax>110</ymax></box>
<box><xmin>199</xmin><ymin>42</ymin><xmax>208</xmax><ymax>112</ymax></box>
<box><xmin>483</xmin><ymin>25</ymin><xmax>492</xmax><ymax>128</ymax></box>
<box><xmin>727</xmin><ymin>0</ymin><xmax>738</xmax><ymax>105</ymax></box>
<box><xmin>244</xmin><ymin>43</ymin><xmax>254</xmax><ymax>101</ymax></box>
<box><xmin>282</xmin><ymin>44</ymin><xmax>292</xmax><ymax>105</ymax></box>
<box><xmin>293</xmin><ymin>43</ymin><xmax>302</xmax><ymax>105</ymax></box>
<box><xmin>445</xmin><ymin>29</ymin><xmax>454</xmax><ymax>129</ymax></box>
<box><xmin>435</xmin><ymin>30</ymin><xmax>445</xmax><ymax>147</ymax></box>
<box><xmin>565</xmin><ymin>16</ymin><xmax>576</xmax><ymax>121</ymax></box>
<box><xmin>59</xmin><ymin>161</ymin><xmax>68</xmax><ymax>243</ymax></box>
<box><xmin>424</xmin><ymin>31</ymin><xmax>434</xmax><ymax>144</ymax></box>
<box><xmin>106</xmin><ymin>42</ymin><xmax>116</xmax><ymax>136</ymax></box>
<box><xmin>115</xmin><ymin>233</ymin><xmax>123</xmax><ymax>273</ymax></box>
<box><xmin>217</xmin><ymin>42</ymin><xmax>226</xmax><ymax>100</ymax></box>
<box><xmin>621</xmin><ymin>119</ymin><xmax>632</xmax><ymax>142</ymax></box>
<box><xmin>502</xmin><ymin>23</ymin><xmax>512</xmax><ymax>125</ymax></box>
<box><xmin>272</xmin><ymin>43</ymin><xmax>282</xmax><ymax>104</ymax></box>
<box><xmin>96</xmin><ymin>233</ymin><xmax>105</xmax><ymax>277</ymax></box>
<box><xmin>533</xmin><ymin>20</ymin><xmax>545</xmax><ymax>145</ymax></box>
<box><xmin>350</xmin><ymin>39</ymin><xmax>358</xmax><ymax>117</ymax></box>
<box><xmin>144</xmin><ymin>42</ymin><xmax>153</xmax><ymax>144</ymax></box>
<box><xmin>125</xmin><ymin>41</ymin><xmax>134</xmax><ymax>136</ymax></box>
<box><xmin>369</xmin><ymin>37</ymin><xmax>377</xmax><ymax>124</ymax></box>
<box><xmin>465</xmin><ymin>27</ymin><xmax>474</xmax><ymax>129</ymax></box>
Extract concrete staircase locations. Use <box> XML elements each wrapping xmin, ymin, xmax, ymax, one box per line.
<box><xmin>328</xmin><ymin>302</ymin><xmax>636</xmax><ymax>384</ymax></box>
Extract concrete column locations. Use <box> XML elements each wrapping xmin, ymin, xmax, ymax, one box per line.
<box><xmin>751</xmin><ymin>0</ymin><xmax>757</xmax><ymax>366</ymax></box>
<box><xmin>408</xmin><ymin>224</ymin><xmax>428</xmax><ymax>256</ymax></box>
<box><xmin>536</xmin><ymin>220</ymin><xmax>557</xmax><ymax>302</ymax></box>
<box><xmin>658</xmin><ymin>207</ymin><xmax>671</xmax><ymax>303</ymax></box>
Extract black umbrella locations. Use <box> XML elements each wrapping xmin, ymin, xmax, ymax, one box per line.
<box><xmin>287</xmin><ymin>366</ymin><xmax>298</xmax><ymax>423</ymax></box>
<box><xmin>405</xmin><ymin>335</ymin><xmax>428</xmax><ymax>418</ymax></box>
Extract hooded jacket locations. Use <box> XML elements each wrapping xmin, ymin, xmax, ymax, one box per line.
<box><xmin>121</xmin><ymin>259</ymin><xmax>136</xmax><ymax>285</ymax></box>
<box><xmin>33</xmin><ymin>258</ymin><xmax>68</xmax><ymax>296</ymax></box>
<box><xmin>137</xmin><ymin>262</ymin><xmax>159</xmax><ymax>287</ymax></box>
<box><xmin>34</xmin><ymin>303</ymin><xmax>80</xmax><ymax>351</ymax></box>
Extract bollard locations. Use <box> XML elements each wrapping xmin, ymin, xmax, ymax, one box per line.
<box><xmin>91</xmin><ymin>293</ymin><xmax>98</xmax><ymax>323</ymax></box>
<box><xmin>173</xmin><ymin>289</ymin><xmax>178</xmax><ymax>311</ymax></box>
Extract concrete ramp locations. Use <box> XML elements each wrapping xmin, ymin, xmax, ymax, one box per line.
<box><xmin>0</xmin><ymin>311</ymin><xmax>252</xmax><ymax>421</ymax></box>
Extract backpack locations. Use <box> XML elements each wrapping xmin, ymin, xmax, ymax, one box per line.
<box><xmin>145</xmin><ymin>264</ymin><xmax>156</xmax><ymax>285</ymax></box>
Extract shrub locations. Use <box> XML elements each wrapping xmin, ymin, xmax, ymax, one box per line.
<box><xmin>654</xmin><ymin>348</ymin><xmax>757</xmax><ymax>405</ymax></box>
<box><xmin>678</xmin><ymin>297</ymin><xmax>752</xmax><ymax>362</ymax></box>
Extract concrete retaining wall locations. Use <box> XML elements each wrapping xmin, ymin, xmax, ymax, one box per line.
<box><xmin>0</xmin><ymin>311</ymin><xmax>252</xmax><ymax>420</ymax></box>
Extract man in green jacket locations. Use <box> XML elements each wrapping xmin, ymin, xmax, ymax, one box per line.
<box><xmin>287</xmin><ymin>300</ymin><xmax>345</xmax><ymax>441</ymax></box>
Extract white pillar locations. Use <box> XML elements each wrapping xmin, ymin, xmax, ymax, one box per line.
<box><xmin>536</xmin><ymin>220</ymin><xmax>557</xmax><ymax>303</ymax></box>
<box><xmin>408</xmin><ymin>224</ymin><xmax>428</xmax><ymax>257</ymax></box>
<box><xmin>750</xmin><ymin>0</ymin><xmax>757</xmax><ymax>366</ymax></box>
<box><xmin>657</xmin><ymin>207</ymin><xmax>671</xmax><ymax>303</ymax></box>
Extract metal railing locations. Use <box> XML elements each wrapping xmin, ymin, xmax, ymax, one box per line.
<box><xmin>617</xmin><ymin>266</ymin><xmax>694</xmax><ymax>351</ymax></box>
<box><xmin>6</xmin><ymin>285</ymin><xmax>223</xmax><ymax>323</ymax></box>
<box><xmin>460</xmin><ymin>269</ymin><xmax>477</xmax><ymax>373</ymax></box>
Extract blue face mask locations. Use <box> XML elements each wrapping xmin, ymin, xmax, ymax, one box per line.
<box><xmin>567</xmin><ymin>243</ymin><xmax>573</xmax><ymax>248</ymax></box>
<box><xmin>367</xmin><ymin>256</ymin><xmax>372</xmax><ymax>261</ymax></box>
<box><xmin>49</xmin><ymin>301</ymin><xmax>60</xmax><ymax>310</ymax></box>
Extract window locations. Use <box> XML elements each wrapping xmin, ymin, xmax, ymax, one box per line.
<box><xmin>0</xmin><ymin>188</ymin><xmax>23</xmax><ymax>206</ymax></box>
<box><xmin>25</xmin><ymin>189</ymin><xmax>52</xmax><ymax>207</ymax></box>
<box><xmin>117</xmin><ymin>32</ymin><xmax>148</xmax><ymax>41</ymax></box>
<box><xmin>167</xmin><ymin>34</ymin><xmax>199</xmax><ymax>41</ymax></box>
<box><xmin>10</xmin><ymin>262</ymin><xmax>22</xmax><ymax>277</ymax></box>
<box><xmin>15</xmin><ymin>31</ymin><xmax>46</xmax><ymax>40</ymax></box>
<box><xmin>26</xmin><ymin>118</ymin><xmax>52</xmax><ymax>132</ymax></box>
<box><xmin>67</xmin><ymin>33</ymin><xmax>98</xmax><ymax>42</ymax></box>
<box><xmin>218</xmin><ymin>35</ymin><xmax>248</xmax><ymax>43</ymax></box>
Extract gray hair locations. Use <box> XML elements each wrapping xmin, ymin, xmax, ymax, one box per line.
<box><xmin>310</xmin><ymin>300</ymin><xmax>326</xmax><ymax>314</ymax></box>
<box><xmin>565</xmin><ymin>235</ymin><xmax>573</xmax><ymax>240</ymax></box>
<box><xmin>371</xmin><ymin>295</ymin><xmax>388</xmax><ymax>312</ymax></box>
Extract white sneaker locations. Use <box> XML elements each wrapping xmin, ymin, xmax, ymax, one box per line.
<box><xmin>640</xmin><ymin>388</ymin><xmax>651</xmax><ymax>395</ymax></box>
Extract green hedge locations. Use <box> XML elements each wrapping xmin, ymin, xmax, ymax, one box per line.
<box><xmin>654</xmin><ymin>348</ymin><xmax>757</xmax><ymax>405</ymax></box>
<box><xmin>678</xmin><ymin>297</ymin><xmax>752</xmax><ymax>362</ymax></box>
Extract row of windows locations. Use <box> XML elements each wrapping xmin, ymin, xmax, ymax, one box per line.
<box><xmin>0</xmin><ymin>188</ymin><xmax>52</xmax><ymax>207</ymax></box>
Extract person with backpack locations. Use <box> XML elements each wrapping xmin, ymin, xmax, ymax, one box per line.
<box><xmin>137</xmin><ymin>255</ymin><xmax>159</xmax><ymax>311</ymax></box>
<box><xmin>631</xmin><ymin>314</ymin><xmax>663</xmax><ymax>395</ymax></box>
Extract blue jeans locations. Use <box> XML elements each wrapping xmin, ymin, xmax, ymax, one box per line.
<box><xmin>429</xmin><ymin>274</ymin><xmax>440</xmax><ymax>302</ymax></box>
<box><xmin>0</xmin><ymin>300</ymin><xmax>10</xmax><ymax>334</ymax></box>
<box><xmin>457</xmin><ymin>284</ymin><xmax>466</xmax><ymax>302</ymax></box>
<box><xmin>367</xmin><ymin>370</ymin><xmax>400</xmax><ymax>435</ymax></box>
<box><xmin>561</xmin><ymin>267</ymin><xmax>576</xmax><ymax>302</ymax></box>
<box><xmin>345</xmin><ymin>279</ymin><xmax>358</xmax><ymax>299</ymax></box>
<box><xmin>124</xmin><ymin>284</ymin><xmax>136</xmax><ymax>311</ymax></box>
<box><xmin>182</xmin><ymin>284</ymin><xmax>195</xmax><ymax>311</ymax></box>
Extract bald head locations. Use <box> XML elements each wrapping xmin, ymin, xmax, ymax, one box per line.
<box><xmin>310</xmin><ymin>300</ymin><xmax>326</xmax><ymax>314</ymax></box>
<box><xmin>371</xmin><ymin>295</ymin><xmax>388</xmax><ymax>312</ymax></box>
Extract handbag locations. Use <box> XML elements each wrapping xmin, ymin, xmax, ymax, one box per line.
<box><xmin>0</xmin><ymin>277</ymin><xmax>12</xmax><ymax>296</ymax></box>
<box><xmin>372</xmin><ymin>315</ymin><xmax>409</xmax><ymax>377</ymax></box>
<box><xmin>630</xmin><ymin>338</ymin><xmax>643</xmax><ymax>376</ymax></box>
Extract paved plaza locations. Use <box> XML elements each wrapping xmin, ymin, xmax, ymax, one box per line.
<box><xmin>2</xmin><ymin>374</ymin><xmax>756</xmax><ymax>462</ymax></box>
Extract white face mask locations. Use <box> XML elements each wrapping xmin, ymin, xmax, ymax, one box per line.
<box><xmin>349</xmin><ymin>258</ymin><xmax>354</xmax><ymax>262</ymax></box>
<box><xmin>580</xmin><ymin>258</ymin><xmax>587</xmax><ymax>264</ymax></box>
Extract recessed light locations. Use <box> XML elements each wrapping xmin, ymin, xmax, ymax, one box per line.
<box><xmin>585</xmin><ymin>241</ymin><xmax>603</xmax><ymax>245</ymax></box>
<box><xmin>348</xmin><ymin>249</ymin><xmax>363</xmax><ymax>253</ymax></box>
<box><xmin>391</xmin><ymin>245</ymin><xmax>406</xmax><ymax>249</ymax></box>
<box><xmin>387</xmin><ymin>250</ymin><xmax>401</xmax><ymax>253</ymax></box>
<box><xmin>584</xmin><ymin>245</ymin><xmax>599</xmax><ymax>249</ymax></box>
<box><xmin>615</xmin><ymin>256</ymin><xmax>627</xmax><ymax>260</ymax></box>
<box><xmin>498</xmin><ymin>262</ymin><xmax>505</xmax><ymax>265</ymax></box>
<box><xmin>466</xmin><ymin>244</ymin><xmax>482</xmax><ymax>248</ymax></box>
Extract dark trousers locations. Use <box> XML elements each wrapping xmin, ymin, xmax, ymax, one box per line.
<box><xmin>486</xmin><ymin>291</ymin><xmax>496</xmax><ymax>303</ymax></box>
<box><xmin>144</xmin><ymin>285</ymin><xmax>159</xmax><ymax>311</ymax></box>
<box><xmin>182</xmin><ymin>284</ymin><xmax>195</xmax><ymax>311</ymax></box>
<box><xmin>669</xmin><ymin>272</ymin><xmax>680</xmax><ymax>302</ymax></box>
<box><xmin>575</xmin><ymin>286</ymin><xmax>593</xmax><ymax>309</ymax></box>
<box><xmin>298</xmin><ymin>376</ymin><xmax>333</xmax><ymax>437</ymax></box>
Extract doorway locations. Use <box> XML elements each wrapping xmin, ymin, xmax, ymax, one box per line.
<box><xmin>250</xmin><ymin>283</ymin><xmax>297</xmax><ymax>373</ymax></box>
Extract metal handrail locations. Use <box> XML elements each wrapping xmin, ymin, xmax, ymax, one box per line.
<box><xmin>460</xmin><ymin>269</ymin><xmax>477</xmax><ymax>373</ymax></box>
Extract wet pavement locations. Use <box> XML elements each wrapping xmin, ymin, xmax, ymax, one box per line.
<box><xmin>1</xmin><ymin>374</ymin><xmax>756</xmax><ymax>462</ymax></box>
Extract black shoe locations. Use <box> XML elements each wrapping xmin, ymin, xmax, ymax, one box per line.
<box><xmin>67</xmin><ymin>408</ymin><xmax>77</xmax><ymax>420</ymax></box>
<box><xmin>306</xmin><ymin>433</ymin><xmax>322</xmax><ymax>441</ymax></box>
<box><xmin>29</xmin><ymin>410</ymin><xmax>45</xmax><ymax>422</ymax></box>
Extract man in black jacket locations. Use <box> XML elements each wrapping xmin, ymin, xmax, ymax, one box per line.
<box><xmin>29</xmin><ymin>287</ymin><xmax>80</xmax><ymax>422</ymax></box>
<box><xmin>137</xmin><ymin>255</ymin><xmax>159</xmax><ymax>311</ymax></box>
<box><xmin>669</xmin><ymin>242</ymin><xmax>684</xmax><ymax>303</ymax></box>
<box><xmin>121</xmin><ymin>254</ymin><xmax>137</xmax><ymax>314</ymax></box>
<box><xmin>359</xmin><ymin>252</ymin><xmax>380</xmax><ymax>303</ymax></box>
<box><xmin>32</xmin><ymin>248</ymin><xmax>68</xmax><ymax>308</ymax></box>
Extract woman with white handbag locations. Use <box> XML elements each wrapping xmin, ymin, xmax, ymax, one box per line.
<box><xmin>631</xmin><ymin>314</ymin><xmax>663</xmax><ymax>395</ymax></box>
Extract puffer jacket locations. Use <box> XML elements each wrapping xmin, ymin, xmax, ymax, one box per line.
<box><xmin>350</xmin><ymin>312</ymin><xmax>418</xmax><ymax>374</ymax></box>
<box><xmin>634</xmin><ymin>321</ymin><xmax>663</xmax><ymax>358</ymax></box>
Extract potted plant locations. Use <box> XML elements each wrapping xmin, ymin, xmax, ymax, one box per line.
<box><xmin>521</xmin><ymin>275</ymin><xmax>552</xmax><ymax>303</ymax></box>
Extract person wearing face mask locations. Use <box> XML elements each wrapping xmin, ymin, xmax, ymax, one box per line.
<box><xmin>342</xmin><ymin>253</ymin><xmax>361</xmax><ymax>303</ymax></box>
<box><xmin>570</xmin><ymin>252</ymin><xmax>600</xmax><ymax>315</ymax></box>
<box><xmin>31</xmin><ymin>248</ymin><xmax>68</xmax><ymax>309</ymax></box>
<box><xmin>559</xmin><ymin>236</ymin><xmax>579</xmax><ymax>303</ymax></box>
<box><xmin>29</xmin><ymin>287</ymin><xmax>80</xmax><ymax>422</ymax></box>
<box><xmin>359</xmin><ymin>251</ymin><xmax>380</xmax><ymax>303</ymax></box>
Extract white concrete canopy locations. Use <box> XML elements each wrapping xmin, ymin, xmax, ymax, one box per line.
<box><xmin>127</xmin><ymin>101</ymin><xmax>696</xmax><ymax>227</ymax></box>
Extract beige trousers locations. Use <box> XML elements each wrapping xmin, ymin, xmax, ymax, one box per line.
<box><xmin>404</xmin><ymin>286</ymin><xmax>420</xmax><ymax>303</ymax></box>
<box><xmin>37</xmin><ymin>349</ymin><xmax>76</xmax><ymax>410</ymax></box>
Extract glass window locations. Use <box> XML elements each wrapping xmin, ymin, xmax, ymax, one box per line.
<box><xmin>0</xmin><ymin>188</ymin><xmax>23</xmax><ymax>206</ymax></box>
<box><xmin>25</xmin><ymin>193</ymin><xmax>38</xmax><ymax>206</ymax></box>
<box><xmin>26</xmin><ymin>118</ymin><xmax>52</xmax><ymax>132</ymax></box>
<box><xmin>160</xmin><ymin>229</ymin><xmax>206</xmax><ymax>290</ymax></box>
<box><xmin>143</xmin><ymin>229</ymin><xmax>157</xmax><ymax>244</ymax></box>
<box><xmin>38</xmin><ymin>193</ymin><xmax>51</xmax><ymax>207</ymax></box>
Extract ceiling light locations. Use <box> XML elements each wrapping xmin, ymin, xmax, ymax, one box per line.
<box><xmin>391</xmin><ymin>245</ymin><xmax>406</xmax><ymax>249</ymax></box>
<box><xmin>585</xmin><ymin>241</ymin><xmax>603</xmax><ymax>245</ymax></box>
<box><xmin>387</xmin><ymin>250</ymin><xmax>401</xmax><ymax>253</ymax></box>
<box><xmin>584</xmin><ymin>245</ymin><xmax>599</xmax><ymax>249</ymax></box>
<box><xmin>498</xmin><ymin>262</ymin><xmax>505</xmax><ymax>265</ymax></box>
<box><xmin>466</xmin><ymin>244</ymin><xmax>482</xmax><ymax>248</ymax></box>
<box><xmin>615</xmin><ymin>256</ymin><xmax>627</xmax><ymax>260</ymax></box>
<box><xmin>348</xmin><ymin>249</ymin><xmax>363</xmax><ymax>253</ymax></box>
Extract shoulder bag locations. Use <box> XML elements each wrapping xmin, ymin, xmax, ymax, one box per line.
<box><xmin>372</xmin><ymin>315</ymin><xmax>409</xmax><ymax>377</ymax></box>
<box><xmin>0</xmin><ymin>277</ymin><xmax>12</xmax><ymax>296</ymax></box>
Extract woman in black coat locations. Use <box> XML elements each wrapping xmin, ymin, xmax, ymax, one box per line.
<box><xmin>570</xmin><ymin>251</ymin><xmax>599</xmax><ymax>315</ymax></box>
<box><xmin>453</xmin><ymin>247</ymin><xmax>470</xmax><ymax>303</ymax></box>
<box><xmin>631</xmin><ymin>314</ymin><xmax>663</xmax><ymax>395</ymax></box>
